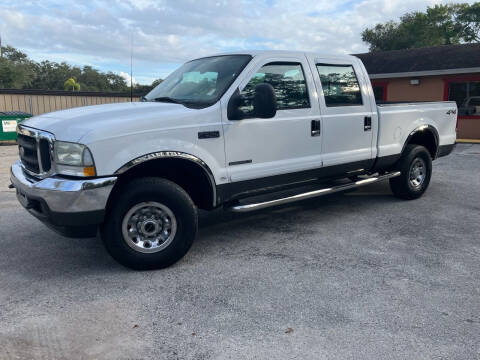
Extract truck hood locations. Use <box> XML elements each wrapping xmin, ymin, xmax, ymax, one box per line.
<box><xmin>22</xmin><ymin>101</ymin><xmax>198</xmax><ymax>143</ymax></box>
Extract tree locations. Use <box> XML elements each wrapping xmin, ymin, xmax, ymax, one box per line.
<box><xmin>458</xmin><ymin>2</ymin><xmax>480</xmax><ymax>42</ymax></box>
<box><xmin>362</xmin><ymin>3</ymin><xmax>480</xmax><ymax>51</ymax></box>
<box><xmin>151</xmin><ymin>79</ymin><xmax>163</xmax><ymax>88</ymax></box>
<box><xmin>64</xmin><ymin>77</ymin><xmax>81</xmax><ymax>91</ymax></box>
<box><xmin>0</xmin><ymin>44</ymin><xmax>163</xmax><ymax>92</ymax></box>
<box><xmin>0</xmin><ymin>45</ymin><xmax>35</xmax><ymax>88</ymax></box>
<box><xmin>133</xmin><ymin>79</ymin><xmax>164</xmax><ymax>95</ymax></box>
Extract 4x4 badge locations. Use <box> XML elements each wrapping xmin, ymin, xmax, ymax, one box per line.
<box><xmin>446</xmin><ymin>109</ymin><xmax>457</xmax><ymax>115</ymax></box>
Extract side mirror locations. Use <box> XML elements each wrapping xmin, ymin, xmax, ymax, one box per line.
<box><xmin>253</xmin><ymin>83</ymin><xmax>276</xmax><ymax>119</ymax></box>
<box><xmin>227</xmin><ymin>83</ymin><xmax>277</xmax><ymax>121</ymax></box>
<box><xmin>227</xmin><ymin>88</ymin><xmax>245</xmax><ymax>120</ymax></box>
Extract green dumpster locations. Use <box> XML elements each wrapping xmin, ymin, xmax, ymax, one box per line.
<box><xmin>0</xmin><ymin>111</ymin><xmax>33</xmax><ymax>142</ymax></box>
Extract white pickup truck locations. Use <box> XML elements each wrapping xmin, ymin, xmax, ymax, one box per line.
<box><xmin>10</xmin><ymin>51</ymin><xmax>457</xmax><ymax>269</ymax></box>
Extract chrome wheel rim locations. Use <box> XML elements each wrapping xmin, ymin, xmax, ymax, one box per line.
<box><xmin>409</xmin><ymin>158</ymin><xmax>426</xmax><ymax>189</ymax></box>
<box><xmin>121</xmin><ymin>201</ymin><xmax>177</xmax><ymax>253</ymax></box>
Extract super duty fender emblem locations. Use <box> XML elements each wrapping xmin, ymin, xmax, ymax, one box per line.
<box><xmin>446</xmin><ymin>109</ymin><xmax>457</xmax><ymax>115</ymax></box>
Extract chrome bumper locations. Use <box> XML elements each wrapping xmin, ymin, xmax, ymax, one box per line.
<box><xmin>10</xmin><ymin>160</ymin><xmax>117</xmax><ymax>214</ymax></box>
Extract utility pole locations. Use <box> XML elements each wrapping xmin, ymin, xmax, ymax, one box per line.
<box><xmin>0</xmin><ymin>34</ymin><xmax>3</xmax><ymax>58</ymax></box>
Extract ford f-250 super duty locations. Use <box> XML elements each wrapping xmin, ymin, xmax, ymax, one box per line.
<box><xmin>10</xmin><ymin>51</ymin><xmax>457</xmax><ymax>270</ymax></box>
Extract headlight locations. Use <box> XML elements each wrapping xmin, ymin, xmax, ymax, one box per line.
<box><xmin>54</xmin><ymin>141</ymin><xmax>96</xmax><ymax>177</ymax></box>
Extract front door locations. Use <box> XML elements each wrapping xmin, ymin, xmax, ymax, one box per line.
<box><xmin>222</xmin><ymin>55</ymin><xmax>322</xmax><ymax>183</ymax></box>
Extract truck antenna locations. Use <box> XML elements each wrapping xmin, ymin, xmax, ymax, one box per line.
<box><xmin>130</xmin><ymin>33</ymin><xmax>133</xmax><ymax>102</ymax></box>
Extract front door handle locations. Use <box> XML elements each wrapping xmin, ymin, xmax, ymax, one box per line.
<box><xmin>364</xmin><ymin>116</ymin><xmax>372</xmax><ymax>131</ymax></box>
<box><xmin>311</xmin><ymin>120</ymin><xmax>321</xmax><ymax>137</ymax></box>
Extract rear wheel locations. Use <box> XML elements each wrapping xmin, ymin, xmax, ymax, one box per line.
<box><xmin>389</xmin><ymin>144</ymin><xmax>432</xmax><ymax>200</ymax></box>
<box><xmin>101</xmin><ymin>177</ymin><xmax>197</xmax><ymax>270</ymax></box>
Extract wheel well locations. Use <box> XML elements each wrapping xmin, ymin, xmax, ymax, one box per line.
<box><xmin>405</xmin><ymin>128</ymin><xmax>438</xmax><ymax>159</ymax></box>
<box><xmin>110</xmin><ymin>158</ymin><xmax>215</xmax><ymax>210</ymax></box>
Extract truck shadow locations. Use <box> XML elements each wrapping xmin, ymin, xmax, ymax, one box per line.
<box><xmin>1</xmin><ymin>182</ymin><xmax>399</xmax><ymax>278</ymax></box>
<box><xmin>193</xmin><ymin>183</ymin><xmax>405</xmax><ymax>251</ymax></box>
<box><xmin>197</xmin><ymin>182</ymin><xmax>396</xmax><ymax>235</ymax></box>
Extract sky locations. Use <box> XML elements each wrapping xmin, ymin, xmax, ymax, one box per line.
<box><xmin>0</xmin><ymin>0</ymin><xmax>474</xmax><ymax>85</ymax></box>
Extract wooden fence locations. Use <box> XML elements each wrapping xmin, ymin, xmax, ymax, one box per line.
<box><xmin>0</xmin><ymin>89</ymin><xmax>141</xmax><ymax>116</ymax></box>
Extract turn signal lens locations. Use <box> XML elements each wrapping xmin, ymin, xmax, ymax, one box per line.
<box><xmin>83</xmin><ymin>166</ymin><xmax>96</xmax><ymax>177</ymax></box>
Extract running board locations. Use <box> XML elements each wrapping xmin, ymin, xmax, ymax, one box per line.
<box><xmin>226</xmin><ymin>171</ymin><xmax>401</xmax><ymax>213</ymax></box>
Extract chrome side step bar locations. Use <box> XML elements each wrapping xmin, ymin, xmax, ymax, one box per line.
<box><xmin>226</xmin><ymin>171</ymin><xmax>401</xmax><ymax>213</ymax></box>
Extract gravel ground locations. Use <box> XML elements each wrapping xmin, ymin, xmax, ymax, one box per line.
<box><xmin>0</xmin><ymin>144</ymin><xmax>479</xmax><ymax>360</ymax></box>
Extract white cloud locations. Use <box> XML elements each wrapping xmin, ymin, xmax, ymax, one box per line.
<box><xmin>0</xmin><ymin>0</ymin><xmax>476</xmax><ymax>84</ymax></box>
<box><xmin>118</xmin><ymin>71</ymin><xmax>136</xmax><ymax>86</ymax></box>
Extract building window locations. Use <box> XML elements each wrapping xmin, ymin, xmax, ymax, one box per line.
<box><xmin>447</xmin><ymin>80</ymin><xmax>480</xmax><ymax>117</ymax></box>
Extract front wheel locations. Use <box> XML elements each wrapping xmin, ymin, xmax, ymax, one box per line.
<box><xmin>389</xmin><ymin>144</ymin><xmax>432</xmax><ymax>200</ymax></box>
<box><xmin>101</xmin><ymin>177</ymin><xmax>198</xmax><ymax>270</ymax></box>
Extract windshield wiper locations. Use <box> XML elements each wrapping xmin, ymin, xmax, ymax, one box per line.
<box><xmin>152</xmin><ymin>97</ymin><xmax>185</xmax><ymax>104</ymax></box>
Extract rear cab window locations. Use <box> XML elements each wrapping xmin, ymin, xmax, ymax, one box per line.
<box><xmin>316</xmin><ymin>64</ymin><xmax>363</xmax><ymax>107</ymax></box>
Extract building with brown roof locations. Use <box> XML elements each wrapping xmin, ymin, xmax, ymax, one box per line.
<box><xmin>355</xmin><ymin>44</ymin><xmax>480</xmax><ymax>140</ymax></box>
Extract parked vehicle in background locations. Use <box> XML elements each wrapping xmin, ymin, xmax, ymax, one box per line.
<box><xmin>10</xmin><ymin>51</ymin><xmax>457</xmax><ymax>269</ymax></box>
<box><xmin>459</xmin><ymin>96</ymin><xmax>480</xmax><ymax>116</ymax></box>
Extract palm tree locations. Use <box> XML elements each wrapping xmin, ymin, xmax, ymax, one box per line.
<box><xmin>64</xmin><ymin>77</ymin><xmax>80</xmax><ymax>91</ymax></box>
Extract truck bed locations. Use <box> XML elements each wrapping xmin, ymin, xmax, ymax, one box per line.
<box><xmin>376</xmin><ymin>101</ymin><xmax>457</xmax><ymax>158</ymax></box>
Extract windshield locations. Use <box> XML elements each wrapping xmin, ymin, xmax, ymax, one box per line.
<box><xmin>144</xmin><ymin>55</ymin><xmax>252</xmax><ymax>108</ymax></box>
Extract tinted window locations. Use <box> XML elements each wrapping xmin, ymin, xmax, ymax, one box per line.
<box><xmin>316</xmin><ymin>64</ymin><xmax>363</xmax><ymax>107</ymax></box>
<box><xmin>239</xmin><ymin>62</ymin><xmax>310</xmax><ymax>115</ymax></box>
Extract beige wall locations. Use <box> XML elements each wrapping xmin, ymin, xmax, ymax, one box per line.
<box><xmin>458</xmin><ymin>118</ymin><xmax>480</xmax><ymax>139</ymax></box>
<box><xmin>376</xmin><ymin>76</ymin><xmax>445</xmax><ymax>102</ymax></box>
<box><xmin>0</xmin><ymin>93</ymin><xmax>140</xmax><ymax>116</ymax></box>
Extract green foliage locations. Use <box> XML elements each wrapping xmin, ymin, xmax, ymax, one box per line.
<box><xmin>64</xmin><ymin>77</ymin><xmax>81</xmax><ymax>91</ymax></box>
<box><xmin>134</xmin><ymin>79</ymin><xmax>163</xmax><ymax>94</ymax></box>
<box><xmin>362</xmin><ymin>3</ymin><xmax>480</xmax><ymax>51</ymax></box>
<box><xmin>0</xmin><ymin>46</ymin><xmax>36</xmax><ymax>88</ymax></box>
<box><xmin>0</xmin><ymin>45</ymin><xmax>162</xmax><ymax>93</ymax></box>
<box><xmin>458</xmin><ymin>2</ymin><xmax>480</xmax><ymax>42</ymax></box>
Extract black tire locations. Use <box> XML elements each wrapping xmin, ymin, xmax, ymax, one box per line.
<box><xmin>389</xmin><ymin>144</ymin><xmax>432</xmax><ymax>200</ymax></box>
<box><xmin>101</xmin><ymin>177</ymin><xmax>197</xmax><ymax>270</ymax></box>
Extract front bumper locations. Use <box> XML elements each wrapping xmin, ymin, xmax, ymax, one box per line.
<box><xmin>10</xmin><ymin>161</ymin><xmax>117</xmax><ymax>237</ymax></box>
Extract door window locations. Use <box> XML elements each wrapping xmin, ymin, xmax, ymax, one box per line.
<box><xmin>316</xmin><ymin>64</ymin><xmax>363</xmax><ymax>107</ymax></box>
<box><xmin>239</xmin><ymin>62</ymin><xmax>310</xmax><ymax>116</ymax></box>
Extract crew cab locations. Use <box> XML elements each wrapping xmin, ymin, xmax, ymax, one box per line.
<box><xmin>10</xmin><ymin>51</ymin><xmax>457</xmax><ymax>269</ymax></box>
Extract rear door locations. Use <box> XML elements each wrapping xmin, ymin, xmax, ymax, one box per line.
<box><xmin>221</xmin><ymin>54</ymin><xmax>322</xmax><ymax>182</ymax></box>
<box><xmin>308</xmin><ymin>56</ymin><xmax>376</xmax><ymax>167</ymax></box>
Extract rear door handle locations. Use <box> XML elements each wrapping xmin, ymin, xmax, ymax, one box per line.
<box><xmin>364</xmin><ymin>116</ymin><xmax>372</xmax><ymax>131</ymax></box>
<box><xmin>311</xmin><ymin>120</ymin><xmax>321</xmax><ymax>137</ymax></box>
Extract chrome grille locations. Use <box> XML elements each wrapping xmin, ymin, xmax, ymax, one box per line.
<box><xmin>18</xmin><ymin>133</ymin><xmax>40</xmax><ymax>173</ymax></box>
<box><xmin>17</xmin><ymin>125</ymin><xmax>54</xmax><ymax>177</ymax></box>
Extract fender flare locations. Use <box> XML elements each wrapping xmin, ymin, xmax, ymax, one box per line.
<box><xmin>401</xmin><ymin>125</ymin><xmax>440</xmax><ymax>159</ymax></box>
<box><xmin>114</xmin><ymin>151</ymin><xmax>217</xmax><ymax>207</ymax></box>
